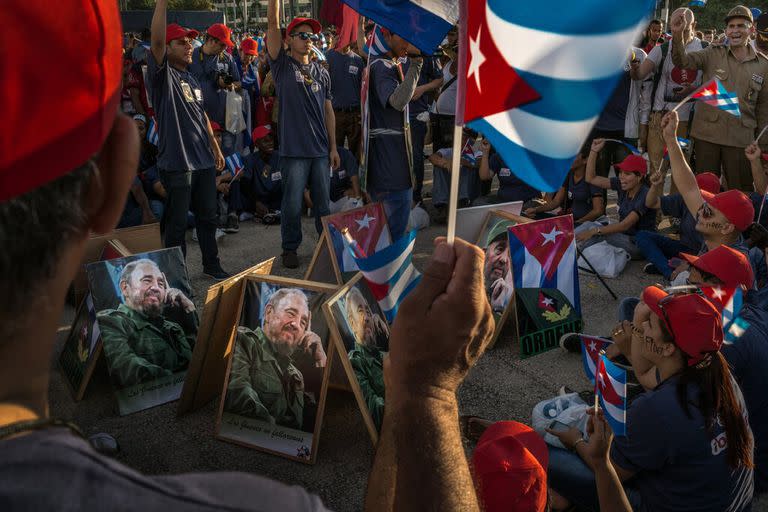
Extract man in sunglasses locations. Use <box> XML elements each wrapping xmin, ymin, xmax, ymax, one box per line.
<box><xmin>266</xmin><ymin>0</ymin><xmax>340</xmax><ymax>269</ymax></box>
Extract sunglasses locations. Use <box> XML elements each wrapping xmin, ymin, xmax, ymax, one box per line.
<box><xmin>697</xmin><ymin>201</ymin><xmax>715</xmax><ymax>219</ymax></box>
<box><xmin>291</xmin><ymin>32</ymin><xmax>318</xmax><ymax>41</ymax></box>
<box><xmin>653</xmin><ymin>285</ymin><xmax>706</xmax><ymax>338</ymax></box>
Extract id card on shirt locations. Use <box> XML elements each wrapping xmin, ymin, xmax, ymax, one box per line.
<box><xmin>349</xmin><ymin>65</ymin><xmax>359</xmax><ymax>74</ymax></box>
<box><xmin>181</xmin><ymin>81</ymin><xmax>195</xmax><ymax>103</ymax></box>
<box><xmin>271</xmin><ymin>171</ymin><xmax>281</xmax><ymax>181</ymax></box>
<box><xmin>337</xmin><ymin>170</ymin><xmax>347</xmax><ymax>179</ymax></box>
<box><xmin>499</xmin><ymin>167</ymin><xmax>512</xmax><ymax>177</ymax></box>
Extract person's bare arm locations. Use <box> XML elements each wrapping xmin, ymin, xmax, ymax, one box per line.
<box><xmin>150</xmin><ymin>0</ymin><xmax>167</xmax><ymax>65</ymax></box>
<box><xmin>586</xmin><ymin>138</ymin><xmax>612</xmax><ymax>189</ymax></box>
<box><xmin>428</xmin><ymin>153</ymin><xmax>451</xmax><ymax>172</ymax></box>
<box><xmin>355</xmin><ymin>16</ymin><xmax>368</xmax><ymax>58</ymax></box>
<box><xmin>645</xmin><ymin>169</ymin><xmax>664</xmax><ymax>209</ymax></box>
<box><xmin>585</xmin><ymin>409</ymin><xmax>633</xmax><ymax>512</ymax></box>
<box><xmin>152</xmin><ymin>180</ymin><xmax>166</xmax><ymax>198</ymax></box>
<box><xmin>630</xmin><ymin>57</ymin><xmax>655</xmax><ymax>80</ymax></box>
<box><xmin>669</xmin><ymin>10</ymin><xmax>706</xmax><ymax>71</ymax></box>
<box><xmin>525</xmin><ymin>187</ymin><xmax>564</xmax><ymax>216</ymax></box>
<box><xmin>266</xmin><ymin>0</ymin><xmax>281</xmax><ymax>61</ymax></box>
<box><xmin>746</xmin><ymin>143</ymin><xmax>766</xmax><ymax>193</ymax></box>
<box><xmin>204</xmin><ymin>113</ymin><xmax>225</xmax><ymax>171</ymax></box>
<box><xmin>576</xmin><ymin>195</ymin><xmax>605</xmax><ymax>223</ymax></box>
<box><xmin>662</xmin><ymin>111</ymin><xmax>703</xmax><ymax>215</ymax></box>
<box><xmin>130</xmin><ymin>179</ymin><xmax>156</xmax><ymax>224</ymax></box>
<box><xmin>324</xmin><ymin>99</ymin><xmax>340</xmax><ymax>169</ymax></box>
<box><xmin>478</xmin><ymin>140</ymin><xmax>492</xmax><ymax>181</ymax></box>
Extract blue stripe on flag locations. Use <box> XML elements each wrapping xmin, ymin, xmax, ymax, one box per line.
<box><xmin>381</xmin><ymin>273</ymin><xmax>420</xmax><ymax>323</ymax></box>
<box><xmin>507</xmin><ymin>228</ymin><xmax>529</xmax><ymax>291</ymax></box>
<box><xmin>355</xmin><ymin>229</ymin><xmax>417</xmax><ymax>273</ymax></box>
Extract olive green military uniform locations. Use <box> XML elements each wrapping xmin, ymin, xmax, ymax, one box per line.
<box><xmin>671</xmin><ymin>20</ymin><xmax>768</xmax><ymax>191</ymax></box>
<box><xmin>224</xmin><ymin>326</ymin><xmax>305</xmax><ymax>429</ymax></box>
<box><xmin>348</xmin><ymin>344</ymin><xmax>384</xmax><ymax>431</ymax></box>
<box><xmin>97</xmin><ymin>303</ymin><xmax>194</xmax><ymax>388</ymax></box>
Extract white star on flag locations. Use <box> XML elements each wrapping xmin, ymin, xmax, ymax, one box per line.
<box><xmin>711</xmin><ymin>287</ymin><xmax>725</xmax><ymax>300</ymax></box>
<box><xmin>355</xmin><ymin>214</ymin><xmax>375</xmax><ymax>231</ymax></box>
<box><xmin>541</xmin><ymin>227</ymin><xmax>564</xmax><ymax>245</ymax></box>
<box><xmin>541</xmin><ymin>297</ymin><xmax>554</xmax><ymax>307</ymax></box>
<box><xmin>467</xmin><ymin>26</ymin><xmax>486</xmax><ymax>93</ymax></box>
<box><xmin>588</xmin><ymin>341</ymin><xmax>597</xmax><ymax>352</ymax></box>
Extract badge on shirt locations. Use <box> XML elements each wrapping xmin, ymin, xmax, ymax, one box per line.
<box><xmin>295</xmin><ymin>70</ymin><xmax>304</xmax><ymax>82</ymax></box>
<box><xmin>194</xmin><ymin>88</ymin><xmax>203</xmax><ymax>102</ymax></box>
<box><xmin>337</xmin><ymin>170</ymin><xmax>346</xmax><ymax>179</ymax></box>
<box><xmin>499</xmin><ymin>167</ymin><xmax>512</xmax><ymax>177</ymax></box>
<box><xmin>271</xmin><ymin>171</ymin><xmax>282</xmax><ymax>181</ymax></box>
<box><xmin>568</xmin><ymin>191</ymin><xmax>574</xmax><ymax>199</ymax></box>
<box><xmin>348</xmin><ymin>65</ymin><xmax>359</xmax><ymax>74</ymax></box>
<box><xmin>753</xmin><ymin>74</ymin><xmax>764</xmax><ymax>85</ymax></box>
<box><xmin>311</xmin><ymin>82</ymin><xmax>320</xmax><ymax>93</ymax></box>
<box><xmin>180</xmin><ymin>81</ymin><xmax>195</xmax><ymax>103</ymax></box>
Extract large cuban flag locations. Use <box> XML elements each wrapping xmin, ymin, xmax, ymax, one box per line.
<box><xmin>459</xmin><ymin>0</ymin><xmax>654</xmax><ymax>192</ymax></box>
<box><xmin>508</xmin><ymin>215</ymin><xmax>580</xmax><ymax>314</ymax></box>
<box><xmin>596</xmin><ymin>353</ymin><xmax>627</xmax><ymax>436</ymax></box>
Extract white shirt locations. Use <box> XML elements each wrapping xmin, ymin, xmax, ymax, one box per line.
<box><xmin>647</xmin><ymin>38</ymin><xmax>704</xmax><ymax>120</ymax></box>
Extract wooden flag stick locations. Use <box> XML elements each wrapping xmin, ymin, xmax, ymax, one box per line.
<box><xmin>445</xmin><ymin>123</ymin><xmax>464</xmax><ymax>245</ymax></box>
<box><xmin>755</xmin><ymin>124</ymin><xmax>768</xmax><ymax>144</ymax></box>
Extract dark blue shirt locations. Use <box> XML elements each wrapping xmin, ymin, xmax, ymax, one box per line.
<box><xmin>367</xmin><ymin>57</ymin><xmax>411</xmax><ymax>193</ymax></box>
<box><xmin>609</xmin><ymin>177</ymin><xmax>656</xmax><ymax>235</ymax></box>
<box><xmin>565</xmin><ymin>173</ymin><xmax>602</xmax><ymax>222</ymax></box>
<box><xmin>326</xmin><ymin>49</ymin><xmax>363</xmax><ymax>110</ymax></box>
<box><xmin>140</xmin><ymin>165</ymin><xmax>163</xmax><ymax>202</ymax></box>
<box><xmin>611</xmin><ymin>376</ymin><xmax>754</xmax><ymax>512</ymax></box>
<box><xmin>146</xmin><ymin>54</ymin><xmax>215</xmax><ymax>171</ymax></box>
<box><xmin>189</xmin><ymin>47</ymin><xmax>241</xmax><ymax>126</ymax></box>
<box><xmin>722</xmin><ymin>292</ymin><xmax>768</xmax><ymax>494</ymax></box>
<box><xmin>268</xmin><ymin>48</ymin><xmax>331</xmax><ymax>158</ymax></box>
<box><xmin>404</xmin><ymin>56</ymin><xmax>441</xmax><ymax>117</ymax></box>
<box><xmin>660</xmin><ymin>194</ymin><xmax>702</xmax><ymax>251</ymax></box>
<box><xmin>330</xmin><ymin>146</ymin><xmax>359</xmax><ymax>202</ymax></box>
<box><xmin>488</xmin><ymin>154</ymin><xmax>539</xmax><ymax>203</ymax></box>
<box><xmin>596</xmin><ymin>70</ymin><xmax>631</xmax><ymax>133</ymax></box>
<box><xmin>244</xmin><ymin>151</ymin><xmax>281</xmax><ymax>198</ymax></box>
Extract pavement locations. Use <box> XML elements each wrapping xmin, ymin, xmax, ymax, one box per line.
<box><xmin>49</xmin><ymin>165</ymin><xmax>768</xmax><ymax>511</ymax></box>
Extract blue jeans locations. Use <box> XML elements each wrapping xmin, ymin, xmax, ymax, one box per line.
<box><xmin>281</xmin><ymin>156</ymin><xmax>330</xmax><ymax>251</ymax></box>
<box><xmin>370</xmin><ymin>188</ymin><xmax>412</xmax><ymax>241</ymax></box>
<box><xmin>635</xmin><ymin>230</ymin><xmax>690</xmax><ymax>279</ymax></box>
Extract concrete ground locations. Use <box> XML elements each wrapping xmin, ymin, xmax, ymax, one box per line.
<box><xmin>49</xmin><ymin>166</ymin><xmax>767</xmax><ymax>511</ymax></box>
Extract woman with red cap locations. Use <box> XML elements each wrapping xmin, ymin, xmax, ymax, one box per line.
<box><xmin>548</xmin><ymin>286</ymin><xmax>754</xmax><ymax>512</ymax></box>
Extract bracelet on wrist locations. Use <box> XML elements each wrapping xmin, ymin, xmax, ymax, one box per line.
<box><xmin>572</xmin><ymin>438</ymin><xmax>587</xmax><ymax>451</ymax></box>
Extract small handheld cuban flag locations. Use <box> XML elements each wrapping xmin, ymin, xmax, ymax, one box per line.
<box><xmin>460</xmin><ymin>138</ymin><xmax>481</xmax><ymax>165</ymax></box>
<box><xmin>225</xmin><ymin>153</ymin><xmax>244</xmax><ymax>179</ymax></box>
<box><xmin>691</xmin><ymin>78</ymin><xmax>740</xmax><ymax>117</ymax></box>
<box><xmin>580</xmin><ymin>335</ymin><xmax>613</xmax><ymax>384</ymax></box>
<box><xmin>147</xmin><ymin>117</ymin><xmax>159</xmax><ymax>146</ymax></box>
<box><xmin>700</xmin><ymin>286</ymin><xmax>750</xmax><ymax>343</ymax></box>
<box><xmin>347</xmin><ymin>230</ymin><xmax>421</xmax><ymax>323</ymax></box>
<box><xmin>364</xmin><ymin>25</ymin><xmax>390</xmax><ymax>57</ymax></box>
<box><xmin>596</xmin><ymin>353</ymin><xmax>627</xmax><ymax>436</ymax></box>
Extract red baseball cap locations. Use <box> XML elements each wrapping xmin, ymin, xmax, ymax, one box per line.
<box><xmin>240</xmin><ymin>37</ymin><xmax>259</xmax><ymax>56</ymax></box>
<box><xmin>207</xmin><ymin>23</ymin><xmax>235</xmax><ymax>48</ymax></box>
<box><xmin>707</xmin><ymin>189</ymin><xmax>755</xmax><ymax>232</ymax></box>
<box><xmin>252</xmin><ymin>125</ymin><xmax>273</xmax><ymax>140</ymax></box>
<box><xmin>1</xmin><ymin>0</ymin><xmax>123</xmax><ymax>201</ymax></box>
<box><xmin>166</xmin><ymin>23</ymin><xmax>199</xmax><ymax>44</ymax></box>
<box><xmin>286</xmin><ymin>17</ymin><xmax>322</xmax><ymax>38</ymax></box>
<box><xmin>642</xmin><ymin>286</ymin><xmax>724</xmax><ymax>366</ymax></box>
<box><xmin>472</xmin><ymin>421</ymin><xmax>548</xmax><ymax>512</ymax></box>
<box><xmin>614</xmin><ymin>154</ymin><xmax>648</xmax><ymax>176</ymax></box>
<box><xmin>680</xmin><ymin>245</ymin><xmax>754</xmax><ymax>289</ymax></box>
<box><xmin>695</xmin><ymin>172</ymin><xmax>721</xmax><ymax>195</ymax></box>
<box><xmin>210</xmin><ymin>121</ymin><xmax>222</xmax><ymax>132</ymax></box>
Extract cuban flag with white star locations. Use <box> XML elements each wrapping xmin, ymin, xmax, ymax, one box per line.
<box><xmin>508</xmin><ymin>215</ymin><xmax>581</xmax><ymax>314</ymax></box>
<box><xmin>596</xmin><ymin>353</ymin><xmax>627</xmax><ymax>436</ymax></box>
<box><xmin>700</xmin><ymin>285</ymin><xmax>750</xmax><ymax>343</ymax></box>
<box><xmin>459</xmin><ymin>0</ymin><xmax>654</xmax><ymax>192</ymax></box>
<box><xmin>225</xmin><ymin>152</ymin><xmax>245</xmax><ymax>179</ymax></box>
<box><xmin>328</xmin><ymin>203</ymin><xmax>392</xmax><ymax>273</ymax></box>
<box><xmin>580</xmin><ymin>335</ymin><xmax>613</xmax><ymax>384</ymax></box>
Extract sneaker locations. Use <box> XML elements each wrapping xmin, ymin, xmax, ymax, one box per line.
<box><xmin>262</xmin><ymin>211</ymin><xmax>281</xmax><ymax>225</ymax></box>
<box><xmin>191</xmin><ymin>228</ymin><xmax>198</xmax><ymax>242</ymax></box>
<box><xmin>282</xmin><ymin>250</ymin><xmax>299</xmax><ymax>269</ymax></box>
<box><xmin>224</xmin><ymin>213</ymin><xmax>239</xmax><ymax>233</ymax></box>
<box><xmin>239</xmin><ymin>211</ymin><xmax>255</xmax><ymax>222</ymax></box>
<box><xmin>203</xmin><ymin>266</ymin><xmax>231</xmax><ymax>281</ymax></box>
<box><xmin>215</xmin><ymin>228</ymin><xmax>226</xmax><ymax>240</ymax></box>
<box><xmin>643</xmin><ymin>262</ymin><xmax>663</xmax><ymax>275</ymax></box>
<box><xmin>559</xmin><ymin>333</ymin><xmax>582</xmax><ymax>354</ymax></box>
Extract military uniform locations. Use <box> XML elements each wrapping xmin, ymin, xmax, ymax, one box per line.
<box><xmin>671</xmin><ymin>10</ymin><xmax>768</xmax><ymax>191</ymax></box>
<box><xmin>225</xmin><ymin>326</ymin><xmax>305</xmax><ymax>429</ymax></box>
<box><xmin>97</xmin><ymin>303</ymin><xmax>195</xmax><ymax>388</ymax></box>
<box><xmin>348</xmin><ymin>344</ymin><xmax>384</xmax><ymax>431</ymax></box>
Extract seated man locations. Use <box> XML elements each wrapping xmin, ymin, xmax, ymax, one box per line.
<box><xmin>241</xmin><ymin>124</ymin><xmax>282</xmax><ymax>223</ymax></box>
<box><xmin>428</xmin><ymin>129</ymin><xmax>482</xmax><ymax>223</ymax></box>
<box><xmin>479</xmin><ymin>139</ymin><xmax>541</xmax><ymax>207</ymax></box>
<box><xmin>329</xmin><ymin>145</ymin><xmax>363</xmax><ymax>214</ymax></box>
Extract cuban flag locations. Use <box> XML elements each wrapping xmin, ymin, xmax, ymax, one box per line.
<box><xmin>459</xmin><ymin>0</ymin><xmax>654</xmax><ymax>192</ymax></box>
<box><xmin>364</xmin><ymin>25</ymin><xmax>391</xmax><ymax>57</ymax></box>
<box><xmin>508</xmin><ymin>215</ymin><xmax>581</xmax><ymax>314</ymax></box>
<box><xmin>596</xmin><ymin>353</ymin><xmax>627</xmax><ymax>436</ymax></box>
<box><xmin>328</xmin><ymin>203</ymin><xmax>392</xmax><ymax>272</ymax></box>
<box><xmin>147</xmin><ymin>117</ymin><xmax>159</xmax><ymax>146</ymax></box>
<box><xmin>225</xmin><ymin>152</ymin><xmax>244</xmax><ymax>179</ymax></box>
<box><xmin>691</xmin><ymin>78</ymin><xmax>740</xmax><ymax>117</ymax></box>
<box><xmin>240</xmin><ymin>63</ymin><xmax>261</xmax><ymax>95</ymax></box>
<box><xmin>349</xmin><ymin>230</ymin><xmax>421</xmax><ymax>323</ymax></box>
<box><xmin>342</xmin><ymin>0</ymin><xmax>458</xmax><ymax>53</ymax></box>
<box><xmin>580</xmin><ymin>335</ymin><xmax>614</xmax><ymax>384</ymax></box>
<box><xmin>700</xmin><ymin>286</ymin><xmax>750</xmax><ymax>343</ymax></box>
<box><xmin>460</xmin><ymin>138</ymin><xmax>482</xmax><ymax>165</ymax></box>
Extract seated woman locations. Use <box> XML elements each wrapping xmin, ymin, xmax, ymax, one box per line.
<box><xmin>478</xmin><ymin>139</ymin><xmax>541</xmax><ymax>207</ymax></box>
<box><xmin>575</xmin><ymin>138</ymin><xmax>657</xmax><ymax>259</ymax></box>
<box><xmin>547</xmin><ymin>285</ymin><xmax>754</xmax><ymax>512</ymax></box>
<box><xmin>524</xmin><ymin>145</ymin><xmax>605</xmax><ymax>224</ymax></box>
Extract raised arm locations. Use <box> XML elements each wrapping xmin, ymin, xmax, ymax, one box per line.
<box><xmin>645</xmin><ymin>168</ymin><xmax>664</xmax><ymax>209</ymax></box>
<box><xmin>746</xmin><ymin>143</ymin><xmax>767</xmax><ymax>193</ymax></box>
<box><xmin>670</xmin><ymin>10</ymin><xmax>706</xmax><ymax>71</ymax></box>
<box><xmin>150</xmin><ymin>0</ymin><xmax>167</xmax><ymax>65</ymax></box>
<box><xmin>662</xmin><ymin>111</ymin><xmax>703</xmax><ymax>215</ymax></box>
<box><xmin>586</xmin><ymin>138</ymin><xmax>612</xmax><ymax>189</ymax></box>
<box><xmin>266</xmin><ymin>0</ymin><xmax>281</xmax><ymax>61</ymax></box>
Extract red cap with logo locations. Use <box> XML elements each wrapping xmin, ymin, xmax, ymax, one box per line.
<box><xmin>642</xmin><ymin>286</ymin><xmax>724</xmax><ymax>366</ymax></box>
<box><xmin>286</xmin><ymin>17</ymin><xmax>322</xmax><ymax>37</ymax></box>
<box><xmin>210</xmin><ymin>121</ymin><xmax>223</xmax><ymax>132</ymax></box>
<box><xmin>166</xmin><ymin>23</ymin><xmax>199</xmax><ymax>44</ymax></box>
<box><xmin>679</xmin><ymin>245</ymin><xmax>754</xmax><ymax>289</ymax></box>
<box><xmin>472</xmin><ymin>421</ymin><xmax>548</xmax><ymax>512</ymax></box>
<box><xmin>695</xmin><ymin>172</ymin><xmax>721</xmax><ymax>195</ymax></box>
<box><xmin>240</xmin><ymin>38</ymin><xmax>259</xmax><ymax>56</ymax></box>
<box><xmin>252</xmin><ymin>125</ymin><xmax>273</xmax><ymax>140</ymax></box>
<box><xmin>207</xmin><ymin>23</ymin><xmax>235</xmax><ymax>47</ymax></box>
<box><xmin>707</xmin><ymin>189</ymin><xmax>755</xmax><ymax>232</ymax></box>
<box><xmin>1</xmin><ymin>0</ymin><xmax>123</xmax><ymax>201</ymax></box>
<box><xmin>614</xmin><ymin>154</ymin><xmax>648</xmax><ymax>176</ymax></box>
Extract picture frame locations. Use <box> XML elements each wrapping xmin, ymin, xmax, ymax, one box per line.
<box><xmin>454</xmin><ymin>200</ymin><xmax>523</xmax><ymax>244</ymax></box>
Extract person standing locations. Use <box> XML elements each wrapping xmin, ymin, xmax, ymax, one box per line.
<box><xmin>265</xmin><ymin>0</ymin><xmax>340</xmax><ymax>269</ymax></box>
<box><xmin>147</xmin><ymin>0</ymin><xmax>229</xmax><ymax>279</ymax></box>
<box><xmin>326</xmin><ymin>42</ymin><xmax>364</xmax><ymax>159</ymax></box>
<box><xmin>670</xmin><ymin>6</ymin><xmax>768</xmax><ymax>191</ymax></box>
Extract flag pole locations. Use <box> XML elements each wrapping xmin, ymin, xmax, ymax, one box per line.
<box><xmin>670</xmin><ymin>88</ymin><xmax>699</xmax><ymax>113</ymax></box>
<box><xmin>446</xmin><ymin>0</ymin><xmax>468</xmax><ymax>245</ymax></box>
<box><xmin>755</xmin><ymin>124</ymin><xmax>768</xmax><ymax>144</ymax></box>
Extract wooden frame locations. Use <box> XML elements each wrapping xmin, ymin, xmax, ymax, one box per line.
<box><xmin>215</xmin><ymin>275</ymin><xmax>340</xmax><ymax>464</ymax></box>
<box><xmin>454</xmin><ymin>200</ymin><xmax>524</xmax><ymax>243</ymax></box>
<box><xmin>322</xmin><ymin>273</ymin><xmax>389</xmax><ymax>444</ymax></box>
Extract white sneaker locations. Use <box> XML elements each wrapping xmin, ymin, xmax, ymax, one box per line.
<box><xmin>215</xmin><ymin>228</ymin><xmax>226</xmax><ymax>240</ymax></box>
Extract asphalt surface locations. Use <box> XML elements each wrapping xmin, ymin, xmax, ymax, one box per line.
<box><xmin>50</xmin><ymin>165</ymin><xmax>768</xmax><ymax>511</ymax></box>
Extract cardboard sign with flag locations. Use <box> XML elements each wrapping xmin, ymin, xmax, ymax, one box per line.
<box><xmin>514</xmin><ymin>288</ymin><xmax>582</xmax><ymax>358</ymax></box>
<box><xmin>596</xmin><ymin>353</ymin><xmax>627</xmax><ymax>436</ymax></box>
<box><xmin>580</xmin><ymin>335</ymin><xmax>614</xmax><ymax>384</ymax></box>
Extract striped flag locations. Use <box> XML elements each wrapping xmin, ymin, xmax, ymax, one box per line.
<box><xmin>147</xmin><ymin>117</ymin><xmax>159</xmax><ymax>146</ymax></box>
<box><xmin>580</xmin><ymin>335</ymin><xmax>613</xmax><ymax>384</ymax></box>
<box><xmin>460</xmin><ymin>138</ymin><xmax>482</xmax><ymax>165</ymax></box>
<box><xmin>364</xmin><ymin>25</ymin><xmax>391</xmax><ymax>57</ymax></box>
<box><xmin>596</xmin><ymin>353</ymin><xmax>627</xmax><ymax>436</ymax></box>
<box><xmin>460</xmin><ymin>0</ymin><xmax>654</xmax><ymax>192</ymax></box>
<box><xmin>692</xmin><ymin>78</ymin><xmax>740</xmax><ymax>117</ymax></box>
<box><xmin>225</xmin><ymin>152</ymin><xmax>244</xmax><ymax>178</ymax></box>
<box><xmin>348</xmin><ymin>230</ymin><xmax>421</xmax><ymax>323</ymax></box>
<box><xmin>700</xmin><ymin>286</ymin><xmax>750</xmax><ymax>344</ymax></box>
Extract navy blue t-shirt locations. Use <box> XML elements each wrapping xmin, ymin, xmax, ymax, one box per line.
<box><xmin>611</xmin><ymin>376</ymin><xmax>754</xmax><ymax>512</ymax></box>
<box><xmin>244</xmin><ymin>151</ymin><xmax>281</xmax><ymax>198</ymax></box>
<box><xmin>596</xmin><ymin>70</ymin><xmax>631</xmax><ymax>132</ymax></box>
<box><xmin>146</xmin><ymin>53</ymin><xmax>215</xmax><ymax>171</ymax></box>
<box><xmin>565</xmin><ymin>173</ymin><xmax>602</xmax><ymax>222</ymax></box>
<box><xmin>330</xmin><ymin>146</ymin><xmax>359</xmax><ymax>202</ymax></box>
<box><xmin>609</xmin><ymin>177</ymin><xmax>656</xmax><ymax>235</ymax></box>
<box><xmin>268</xmin><ymin>49</ymin><xmax>331</xmax><ymax>158</ymax></box>
<box><xmin>326</xmin><ymin>49</ymin><xmax>363</xmax><ymax>110</ymax></box>
<box><xmin>488</xmin><ymin>154</ymin><xmax>539</xmax><ymax>203</ymax></box>
<box><xmin>188</xmin><ymin>47</ymin><xmax>241</xmax><ymax>126</ymax></box>
<box><xmin>403</xmin><ymin>55</ymin><xmax>442</xmax><ymax>117</ymax></box>
<box><xmin>367</xmin><ymin>57</ymin><xmax>411</xmax><ymax>193</ymax></box>
<box><xmin>140</xmin><ymin>165</ymin><xmax>163</xmax><ymax>202</ymax></box>
<box><xmin>660</xmin><ymin>194</ymin><xmax>702</xmax><ymax>251</ymax></box>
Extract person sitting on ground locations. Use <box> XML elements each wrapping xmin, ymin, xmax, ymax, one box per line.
<box><xmin>547</xmin><ymin>285</ymin><xmax>754</xmax><ymax>512</ymax></box>
<box><xmin>329</xmin><ymin>145</ymin><xmax>363</xmax><ymax>214</ymax></box>
<box><xmin>523</xmin><ymin>144</ymin><xmax>605</xmax><ymax>223</ymax></box>
<box><xmin>575</xmin><ymin>138</ymin><xmax>657</xmax><ymax>259</ymax></box>
<box><xmin>637</xmin><ymin>170</ymin><xmax>720</xmax><ymax>278</ymax></box>
<box><xmin>240</xmin><ymin>124</ymin><xmax>282</xmax><ymax>224</ymax></box>
<box><xmin>479</xmin><ymin>139</ymin><xmax>541</xmax><ymax>208</ymax></box>
<box><xmin>428</xmin><ymin>129</ymin><xmax>483</xmax><ymax>223</ymax></box>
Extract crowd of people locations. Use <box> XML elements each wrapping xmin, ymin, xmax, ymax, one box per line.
<box><xmin>4</xmin><ymin>0</ymin><xmax>768</xmax><ymax>510</ymax></box>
